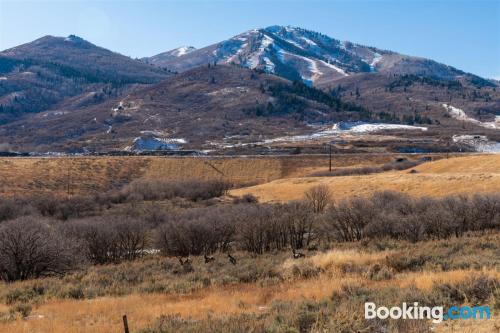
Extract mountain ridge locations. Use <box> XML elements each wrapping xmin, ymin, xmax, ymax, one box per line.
<box><xmin>143</xmin><ymin>25</ymin><xmax>493</xmax><ymax>88</ymax></box>
<box><xmin>0</xmin><ymin>34</ymin><xmax>171</xmax><ymax>123</ymax></box>
<box><xmin>0</xmin><ymin>27</ymin><xmax>498</xmax><ymax>153</ymax></box>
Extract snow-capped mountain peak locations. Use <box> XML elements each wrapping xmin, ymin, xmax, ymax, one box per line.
<box><xmin>143</xmin><ymin>25</ymin><xmax>466</xmax><ymax>86</ymax></box>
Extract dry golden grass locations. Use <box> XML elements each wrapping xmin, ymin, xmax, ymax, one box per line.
<box><xmin>1</xmin><ymin>247</ymin><xmax>497</xmax><ymax>333</ymax></box>
<box><xmin>396</xmin><ymin>269</ymin><xmax>499</xmax><ymax>291</ymax></box>
<box><xmin>0</xmin><ymin>277</ymin><xmax>348</xmax><ymax>333</ymax></box>
<box><xmin>0</xmin><ymin>154</ymin><xmax>406</xmax><ymax>197</ymax></box>
<box><xmin>231</xmin><ymin>154</ymin><xmax>500</xmax><ymax>202</ymax></box>
<box><xmin>301</xmin><ymin>249</ymin><xmax>391</xmax><ymax>271</ymax></box>
<box><xmin>435</xmin><ymin>317</ymin><xmax>500</xmax><ymax>333</ymax></box>
<box><xmin>414</xmin><ymin>154</ymin><xmax>500</xmax><ymax>174</ymax></box>
<box><xmin>2</xmin><ymin>268</ymin><xmax>495</xmax><ymax>333</ymax></box>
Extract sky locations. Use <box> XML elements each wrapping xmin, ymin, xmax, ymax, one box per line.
<box><xmin>0</xmin><ymin>0</ymin><xmax>499</xmax><ymax>79</ymax></box>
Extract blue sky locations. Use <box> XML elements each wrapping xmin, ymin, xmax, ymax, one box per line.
<box><xmin>0</xmin><ymin>0</ymin><xmax>499</xmax><ymax>79</ymax></box>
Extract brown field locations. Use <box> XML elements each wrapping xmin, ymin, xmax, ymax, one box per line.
<box><xmin>0</xmin><ymin>153</ymin><xmax>498</xmax><ymax>333</ymax></box>
<box><xmin>0</xmin><ymin>153</ymin><xmax>445</xmax><ymax>197</ymax></box>
<box><xmin>1</xmin><ymin>236</ymin><xmax>498</xmax><ymax>333</ymax></box>
<box><xmin>231</xmin><ymin>154</ymin><xmax>500</xmax><ymax>202</ymax></box>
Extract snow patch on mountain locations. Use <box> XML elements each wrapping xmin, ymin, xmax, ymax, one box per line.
<box><xmin>212</xmin><ymin>122</ymin><xmax>428</xmax><ymax>148</ymax></box>
<box><xmin>370</xmin><ymin>52</ymin><xmax>382</xmax><ymax>72</ymax></box>
<box><xmin>174</xmin><ymin>46</ymin><xmax>196</xmax><ymax>57</ymax></box>
<box><xmin>453</xmin><ymin>135</ymin><xmax>500</xmax><ymax>153</ymax></box>
<box><xmin>320</xmin><ymin>60</ymin><xmax>348</xmax><ymax>76</ymax></box>
<box><xmin>261</xmin><ymin>122</ymin><xmax>427</xmax><ymax>143</ymax></box>
<box><xmin>443</xmin><ymin>104</ymin><xmax>500</xmax><ymax>130</ymax></box>
<box><xmin>336</xmin><ymin>122</ymin><xmax>428</xmax><ymax>133</ymax></box>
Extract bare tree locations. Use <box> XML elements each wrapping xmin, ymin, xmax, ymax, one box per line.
<box><xmin>304</xmin><ymin>185</ymin><xmax>332</xmax><ymax>213</ymax></box>
<box><xmin>0</xmin><ymin>217</ymin><xmax>81</xmax><ymax>281</ymax></box>
<box><xmin>114</xmin><ymin>219</ymin><xmax>150</xmax><ymax>260</ymax></box>
<box><xmin>65</xmin><ymin>217</ymin><xmax>120</xmax><ymax>264</ymax></box>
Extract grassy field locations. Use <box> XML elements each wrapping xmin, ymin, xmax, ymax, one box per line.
<box><xmin>0</xmin><ymin>153</ymin><xmax>498</xmax><ymax>333</ymax></box>
<box><xmin>231</xmin><ymin>155</ymin><xmax>500</xmax><ymax>202</ymax></box>
<box><xmin>0</xmin><ymin>153</ymin><xmax>449</xmax><ymax>197</ymax></box>
<box><xmin>0</xmin><ymin>234</ymin><xmax>498</xmax><ymax>333</ymax></box>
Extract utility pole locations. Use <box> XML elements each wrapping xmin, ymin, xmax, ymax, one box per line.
<box><xmin>67</xmin><ymin>162</ymin><xmax>71</xmax><ymax>196</ymax></box>
<box><xmin>329</xmin><ymin>144</ymin><xmax>332</xmax><ymax>172</ymax></box>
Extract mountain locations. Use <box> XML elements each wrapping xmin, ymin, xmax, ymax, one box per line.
<box><xmin>0</xmin><ymin>28</ymin><xmax>498</xmax><ymax>153</ymax></box>
<box><xmin>0</xmin><ymin>35</ymin><xmax>170</xmax><ymax>123</ymax></box>
<box><xmin>0</xmin><ymin>64</ymin><xmax>374</xmax><ymax>152</ymax></box>
<box><xmin>143</xmin><ymin>46</ymin><xmax>196</xmax><ymax>67</ymax></box>
<box><xmin>144</xmin><ymin>26</ymin><xmax>491</xmax><ymax>88</ymax></box>
<box><xmin>140</xmin><ymin>25</ymin><xmax>499</xmax><ymax>141</ymax></box>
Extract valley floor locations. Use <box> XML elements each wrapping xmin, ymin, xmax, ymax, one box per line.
<box><xmin>0</xmin><ymin>153</ymin><xmax>498</xmax><ymax>332</ymax></box>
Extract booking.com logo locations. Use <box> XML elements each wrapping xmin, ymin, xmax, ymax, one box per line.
<box><xmin>365</xmin><ymin>302</ymin><xmax>491</xmax><ymax>324</ymax></box>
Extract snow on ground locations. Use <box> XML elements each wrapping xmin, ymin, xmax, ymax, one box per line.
<box><xmin>276</xmin><ymin>48</ymin><xmax>322</xmax><ymax>82</ymax></box>
<box><xmin>227</xmin><ymin>42</ymin><xmax>248</xmax><ymax>63</ymax></box>
<box><xmin>207</xmin><ymin>87</ymin><xmax>248</xmax><ymax>96</ymax></box>
<box><xmin>42</xmin><ymin>111</ymin><xmax>67</xmax><ymax>117</ymax></box>
<box><xmin>283</xmin><ymin>38</ymin><xmax>304</xmax><ymax>50</ymax></box>
<box><xmin>264</xmin><ymin>122</ymin><xmax>427</xmax><ymax>143</ymax></box>
<box><xmin>174</xmin><ymin>46</ymin><xmax>195</xmax><ymax>57</ymax></box>
<box><xmin>211</xmin><ymin>122</ymin><xmax>428</xmax><ymax>148</ymax></box>
<box><xmin>443</xmin><ymin>104</ymin><xmax>500</xmax><ymax>130</ymax></box>
<box><xmin>0</xmin><ymin>77</ymin><xmax>7</xmax><ymax>80</ymax></box>
<box><xmin>300</xmin><ymin>37</ymin><xmax>318</xmax><ymax>47</ymax></box>
<box><xmin>453</xmin><ymin>135</ymin><xmax>500</xmax><ymax>153</ymax></box>
<box><xmin>369</xmin><ymin>52</ymin><xmax>382</xmax><ymax>72</ymax></box>
<box><xmin>106</xmin><ymin>125</ymin><xmax>112</xmax><ymax>134</ymax></box>
<box><xmin>246</xmin><ymin>35</ymin><xmax>275</xmax><ymax>69</ymax></box>
<box><xmin>319</xmin><ymin>60</ymin><xmax>348</xmax><ymax>76</ymax></box>
<box><xmin>483</xmin><ymin>116</ymin><xmax>500</xmax><ymax>130</ymax></box>
<box><xmin>339</xmin><ymin>122</ymin><xmax>428</xmax><ymax>133</ymax></box>
<box><xmin>262</xmin><ymin>57</ymin><xmax>275</xmax><ymax>72</ymax></box>
<box><xmin>125</xmin><ymin>137</ymin><xmax>187</xmax><ymax>152</ymax></box>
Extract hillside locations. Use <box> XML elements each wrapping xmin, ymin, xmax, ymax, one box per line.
<box><xmin>0</xmin><ymin>35</ymin><xmax>170</xmax><ymax>123</ymax></box>
<box><xmin>320</xmin><ymin>72</ymin><xmax>500</xmax><ymax>136</ymax></box>
<box><xmin>231</xmin><ymin>154</ymin><xmax>500</xmax><ymax>202</ymax></box>
<box><xmin>0</xmin><ymin>28</ymin><xmax>498</xmax><ymax>153</ymax></box>
<box><xmin>0</xmin><ymin>65</ymin><xmax>375</xmax><ymax>152</ymax></box>
<box><xmin>144</xmin><ymin>25</ymin><xmax>499</xmax><ymax>139</ymax></box>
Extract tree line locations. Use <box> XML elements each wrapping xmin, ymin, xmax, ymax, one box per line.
<box><xmin>0</xmin><ymin>181</ymin><xmax>498</xmax><ymax>281</ymax></box>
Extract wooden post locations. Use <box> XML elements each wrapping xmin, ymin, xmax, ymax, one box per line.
<box><xmin>123</xmin><ymin>315</ymin><xmax>129</xmax><ymax>333</ymax></box>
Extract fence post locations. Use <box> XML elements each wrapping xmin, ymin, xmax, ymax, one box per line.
<box><xmin>123</xmin><ymin>315</ymin><xmax>130</xmax><ymax>333</ymax></box>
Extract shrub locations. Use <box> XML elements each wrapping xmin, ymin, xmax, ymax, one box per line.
<box><xmin>386</xmin><ymin>252</ymin><xmax>428</xmax><ymax>272</ymax></box>
<box><xmin>432</xmin><ymin>275</ymin><xmax>498</xmax><ymax>306</ymax></box>
<box><xmin>155</xmin><ymin>206</ymin><xmax>236</xmax><ymax>256</ymax></box>
<box><xmin>124</xmin><ymin>179</ymin><xmax>231</xmax><ymax>202</ymax></box>
<box><xmin>65</xmin><ymin>217</ymin><xmax>149</xmax><ymax>264</ymax></box>
<box><xmin>309</xmin><ymin>160</ymin><xmax>422</xmax><ymax>177</ymax></box>
<box><xmin>321</xmin><ymin>191</ymin><xmax>500</xmax><ymax>244</ymax></box>
<box><xmin>11</xmin><ymin>303</ymin><xmax>32</xmax><ymax>318</ymax></box>
<box><xmin>233</xmin><ymin>194</ymin><xmax>258</xmax><ymax>204</ymax></box>
<box><xmin>0</xmin><ymin>198</ymin><xmax>24</xmax><ymax>222</ymax></box>
<box><xmin>364</xmin><ymin>264</ymin><xmax>393</xmax><ymax>281</ymax></box>
<box><xmin>29</xmin><ymin>194</ymin><xmax>98</xmax><ymax>220</ymax></box>
<box><xmin>0</xmin><ymin>217</ymin><xmax>81</xmax><ymax>281</ymax></box>
<box><xmin>304</xmin><ymin>185</ymin><xmax>331</xmax><ymax>213</ymax></box>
